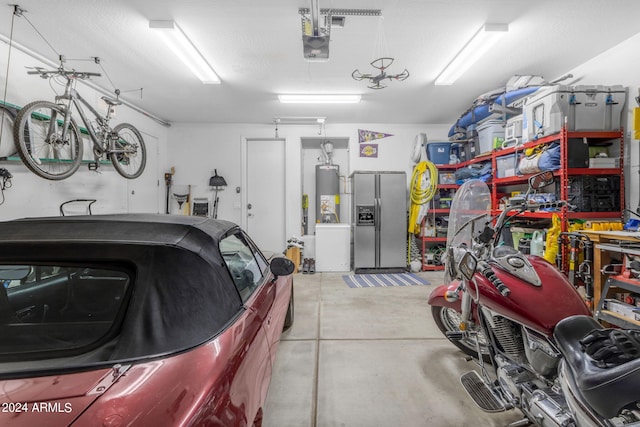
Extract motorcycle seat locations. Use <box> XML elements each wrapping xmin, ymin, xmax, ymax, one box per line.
<box><xmin>553</xmin><ymin>315</ymin><xmax>640</xmax><ymax>419</ymax></box>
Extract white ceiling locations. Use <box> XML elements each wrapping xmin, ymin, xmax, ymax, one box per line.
<box><xmin>2</xmin><ymin>0</ymin><xmax>640</xmax><ymax>126</ymax></box>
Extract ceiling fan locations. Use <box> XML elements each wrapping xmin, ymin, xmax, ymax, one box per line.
<box><xmin>352</xmin><ymin>57</ymin><xmax>409</xmax><ymax>89</ymax></box>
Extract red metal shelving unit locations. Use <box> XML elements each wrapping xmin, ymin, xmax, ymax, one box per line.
<box><xmin>491</xmin><ymin>126</ymin><xmax>624</xmax><ymax>226</ymax></box>
<box><xmin>425</xmin><ymin>127</ymin><xmax>624</xmax><ymax>272</ymax></box>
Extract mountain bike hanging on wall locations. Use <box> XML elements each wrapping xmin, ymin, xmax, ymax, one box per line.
<box><xmin>13</xmin><ymin>62</ymin><xmax>146</xmax><ymax>180</ymax></box>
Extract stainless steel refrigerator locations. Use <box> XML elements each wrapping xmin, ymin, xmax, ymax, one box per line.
<box><xmin>351</xmin><ymin>171</ymin><xmax>407</xmax><ymax>273</ymax></box>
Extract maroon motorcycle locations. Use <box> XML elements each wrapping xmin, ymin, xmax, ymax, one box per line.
<box><xmin>428</xmin><ymin>171</ymin><xmax>640</xmax><ymax>426</ymax></box>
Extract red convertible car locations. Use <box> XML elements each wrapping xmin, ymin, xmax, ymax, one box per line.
<box><xmin>0</xmin><ymin>214</ymin><xmax>294</xmax><ymax>426</ymax></box>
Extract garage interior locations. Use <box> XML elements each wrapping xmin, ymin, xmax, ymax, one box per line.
<box><xmin>1</xmin><ymin>1</ymin><xmax>640</xmax><ymax>426</ymax></box>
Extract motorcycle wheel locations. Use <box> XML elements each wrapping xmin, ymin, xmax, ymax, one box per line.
<box><xmin>431</xmin><ymin>306</ymin><xmax>491</xmax><ymax>363</ymax></box>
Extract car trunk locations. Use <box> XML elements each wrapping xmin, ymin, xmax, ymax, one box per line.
<box><xmin>0</xmin><ymin>367</ymin><xmax>115</xmax><ymax>425</ymax></box>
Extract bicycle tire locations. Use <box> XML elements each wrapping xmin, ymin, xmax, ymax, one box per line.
<box><xmin>0</xmin><ymin>104</ymin><xmax>17</xmax><ymax>158</ymax></box>
<box><xmin>110</xmin><ymin>123</ymin><xmax>146</xmax><ymax>179</ymax></box>
<box><xmin>13</xmin><ymin>101</ymin><xmax>83</xmax><ymax>180</ymax></box>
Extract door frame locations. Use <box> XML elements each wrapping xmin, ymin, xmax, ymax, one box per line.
<box><xmin>241</xmin><ymin>137</ymin><xmax>288</xmax><ymax>240</ymax></box>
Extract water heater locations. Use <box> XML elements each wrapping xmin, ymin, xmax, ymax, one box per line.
<box><xmin>316</xmin><ymin>164</ymin><xmax>340</xmax><ymax>223</ymax></box>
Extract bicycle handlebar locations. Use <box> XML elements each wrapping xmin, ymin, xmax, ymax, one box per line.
<box><xmin>27</xmin><ymin>69</ymin><xmax>101</xmax><ymax>79</ymax></box>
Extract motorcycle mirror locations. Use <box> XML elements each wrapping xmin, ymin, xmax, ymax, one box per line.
<box><xmin>457</xmin><ymin>252</ymin><xmax>478</xmax><ymax>281</ymax></box>
<box><xmin>528</xmin><ymin>171</ymin><xmax>554</xmax><ymax>191</ymax></box>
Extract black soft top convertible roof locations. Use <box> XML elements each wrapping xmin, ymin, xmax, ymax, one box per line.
<box><xmin>0</xmin><ymin>214</ymin><xmax>244</xmax><ymax>371</ymax></box>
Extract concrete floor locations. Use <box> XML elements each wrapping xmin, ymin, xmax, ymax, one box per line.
<box><xmin>263</xmin><ymin>271</ymin><xmax>525</xmax><ymax>427</ymax></box>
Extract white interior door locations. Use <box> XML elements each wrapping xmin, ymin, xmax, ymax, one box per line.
<box><xmin>244</xmin><ymin>138</ymin><xmax>286</xmax><ymax>253</ymax></box>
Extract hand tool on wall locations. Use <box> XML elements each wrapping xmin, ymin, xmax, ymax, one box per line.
<box><xmin>164</xmin><ymin>167</ymin><xmax>174</xmax><ymax>214</ymax></box>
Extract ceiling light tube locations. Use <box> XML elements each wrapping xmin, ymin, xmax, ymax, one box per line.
<box><xmin>149</xmin><ymin>20</ymin><xmax>220</xmax><ymax>84</ymax></box>
<box><xmin>435</xmin><ymin>23</ymin><xmax>508</xmax><ymax>86</ymax></box>
<box><xmin>278</xmin><ymin>94</ymin><xmax>361</xmax><ymax>104</ymax></box>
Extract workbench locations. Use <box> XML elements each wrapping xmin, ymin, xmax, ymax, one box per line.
<box><xmin>580</xmin><ymin>229</ymin><xmax>640</xmax><ymax>328</ymax></box>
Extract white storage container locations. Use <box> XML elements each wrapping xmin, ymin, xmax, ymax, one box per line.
<box><xmin>496</xmin><ymin>153</ymin><xmax>517</xmax><ymax>178</ymax></box>
<box><xmin>477</xmin><ymin>119</ymin><xmax>504</xmax><ymax>155</ymax></box>
<box><xmin>589</xmin><ymin>157</ymin><xmax>620</xmax><ymax>168</ymax></box>
<box><xmin>504</xmin><ymin>115</ymin><xmax>523</xmax><ymax>148</ymax></box>
<box><xmin>523</xmin><ymin>85</ymin><xmax>572</xmax><ymax>141</ymax></box>
<box><xmin>523</xmin><ymin>85</ymin><xmax>626</xmax><ymax>141</ymax></box>
<box><xmin>572</xmin><ymin>85</ymin><xmax>625</xmax><ymax>131</ymax></box>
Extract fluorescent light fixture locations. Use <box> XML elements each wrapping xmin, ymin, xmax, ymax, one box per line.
<box><xmin>278</xmin><ymin>94</ymin><xmax>361</xmax><ymax>104</ymax></box>
<box><xmin>435</xmin><ymin>23</ymin><xmax>508</xmax><ymax>86</ymax></box>
<box><xmin>149</xmin><ymin>20</ymin><xmax>220</xmax><ymax>84</ymax></box>
<box><xmin>274</xmin><ymin>116</ymin><xmax>327</xmax><ymax>125</ymax></box>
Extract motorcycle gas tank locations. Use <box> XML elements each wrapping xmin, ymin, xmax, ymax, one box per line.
<box><xmin>471</xmin><ymin>255</ymin><xmax>591</xmax><ymax>336</ymax></box>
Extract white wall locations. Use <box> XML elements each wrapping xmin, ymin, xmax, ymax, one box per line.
<box><xmin>166</xmin><ymin>122</ymin><xmax>451</xmax><ymax>240</ymax></box>
<box><xmin>0</xmin><ymin>40</ymin><xmax>168</xmax><ymax>220</ymax></box>
<box><xmin>7</xmin><ymin>25</ymin><xmax>638</xmax><ymax>231</ymax></box>
<box><xmin>563</xmin><ymin>31</ymin><xmax>640</xmax><ymax>213</ymax></box>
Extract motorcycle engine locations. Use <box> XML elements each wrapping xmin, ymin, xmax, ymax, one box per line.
<box><xmin>484</xmin><ymin>308</ymin><xmax>576</xmax><ymax>426</ymax></box>
<box><xmin>482</xmin><ymin>309</ymin><xmax>560</xmax><ymax>376</ymax></box>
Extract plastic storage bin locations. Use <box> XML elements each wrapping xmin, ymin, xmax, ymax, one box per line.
<box><xmin>454</xmin><ymin>142</ymin><xmax>467</xmax><ymax>162</ymax></box>
<box><xmin>438</xmin><ymin>171</ymin><xmax>456</xmax><ymax>185</ymax></box>
<box><xmin>504</xmin><ymin>115</ymin><xmax>523</xmax><ymax>147</ymax></box>
<box><xmin>572</xmin><ymin>85</ymin><xmax>625</xmax><ymax>131</ymax></box>
<box><xmin>496</xmin><ymin>153</ymin><xmax>517</xmax><ymax>178</ymax></box>
<box><xmin>477</xmin><ymin>119</ymin><xmax>505</xmax><ymax>155</ymax></box>
<box><xmin>427</xmin><ymin>142</ymin><xmax>452</xmax><ymax>164</ymax></box>
<box><xmin>523</xmin><ymin>85</ymin><xmax>572</xmax><ymax>141</ymax></box>
<box><xmin>523</xmin><ymin>85</ymin><xmax>626</xmax><ymax>141</ymax></box>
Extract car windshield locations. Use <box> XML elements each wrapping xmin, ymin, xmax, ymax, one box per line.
<box><xmin>220</xmin><ymin>233</ymin><xmax>267</xmax><ymax>302</ymax></box>
<box><xmin>0</xmin><ymin>264</ymin><xmax>130</xmax><ymax>361</ymax></box>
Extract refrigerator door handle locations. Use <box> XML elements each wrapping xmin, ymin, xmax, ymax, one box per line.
<box><xmin>375</xmin><ymin>195</ymin><xmax>381</xmax><ymax>267</ymax></box>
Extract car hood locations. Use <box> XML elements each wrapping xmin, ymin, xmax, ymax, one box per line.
<box><xmin>0</xmin><ymin>367</ymin><xmax>121</xmax><ymax>426</ymax></box>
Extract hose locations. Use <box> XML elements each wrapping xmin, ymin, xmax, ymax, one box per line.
<box><xmin>408</xmin><ymin>160</ymin><xmax>438</xmax><ymax>235</ymax></box>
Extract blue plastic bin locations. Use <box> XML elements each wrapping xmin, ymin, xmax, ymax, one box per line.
<box><xmin>427</xmin><ymin>142</ymin><xmax>452</xmax><ymax>164</ymax></box>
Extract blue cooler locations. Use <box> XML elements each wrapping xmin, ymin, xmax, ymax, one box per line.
<box><xmin>427</xmin><ymin>142</ymin><xmax>452</xmax><ymax>164</ymax></box>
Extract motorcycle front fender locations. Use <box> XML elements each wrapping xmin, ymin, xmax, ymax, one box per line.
<box><xmin>428</xmin><ymin>281</ymin><xmax>481</xmax><ymax>324</ymax></box>
<box><xmin>427</xmin><ymin>282</ymin><xmax>462</xmax><ymax>311</ymax></box>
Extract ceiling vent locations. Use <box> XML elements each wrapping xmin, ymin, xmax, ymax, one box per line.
<box><xmin>331</xmin><ymin>16</ymin><xmax>346</xmax><ymax>28</ymax></box>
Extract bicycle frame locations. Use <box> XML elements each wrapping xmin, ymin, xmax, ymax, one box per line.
<box><xmin>54</xmin><ymin>77</ymin><xmax>119</xmax><ymax>158</ymax></box>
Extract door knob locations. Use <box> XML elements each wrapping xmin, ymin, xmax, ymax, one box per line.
<box><xmin>247</xmin><ymin>203</ymin><xmax>252</xmax><ymax>209</ymax></box>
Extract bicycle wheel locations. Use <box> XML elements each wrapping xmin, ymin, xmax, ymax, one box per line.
<box><xmin>110</xmin><ymin>123</ymin><xmax>146</xmax><ymax>179</ymax></box>
<box><xmin>0</xmin><ymin>105</ymin><xmax>18</xmax><ymax>158</ymax></box>
<box><xmin>13</xmin><ymin>101</ymin><xmax>83</xmax><ymax>180</ymax></box>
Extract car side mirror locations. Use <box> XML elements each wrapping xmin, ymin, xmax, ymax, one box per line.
<box><xmin>270</xmin><ymin>257</ymin><xmax>295</xmax><ymax>278</ymax></box>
